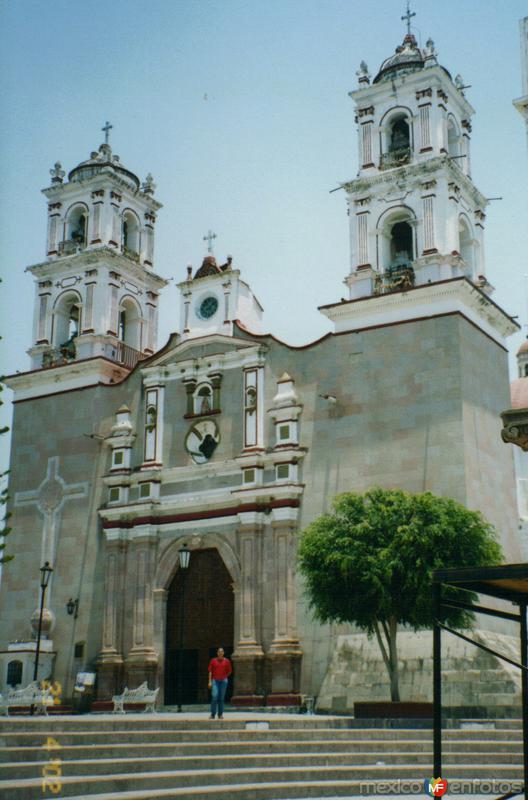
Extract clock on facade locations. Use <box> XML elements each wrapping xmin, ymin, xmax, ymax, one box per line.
<box><xmin>185</xmin><ymin>419</ymin><xmax>220</xmax><ymax>464</ymax></box>
<box><xmin>197</xmin><ymin>295</ymin><xmax>219</xmax><ymax>320</ymax></box>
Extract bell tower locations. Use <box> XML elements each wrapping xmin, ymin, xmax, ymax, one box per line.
<box><xmin>24</xmin><ymin>128</ymin><xmax>167</xmax><ymax>394</ymax></box>
<box><xmin>342</xmin><ymin>29</ymin><xmax>489</xmax><ymax>300</ymax></box>
<box><xmin>319</xmin><ymin>13</ymin><xmax>518</xmax><ymax>350</ymax></box>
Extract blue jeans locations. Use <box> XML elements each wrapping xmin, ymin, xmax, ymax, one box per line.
<box><xmin>210</xmin><ymin>678</ymin><xmax>228</xmax><ymax>717</ymax></box>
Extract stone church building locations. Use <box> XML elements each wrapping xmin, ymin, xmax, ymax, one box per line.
<box><xmin>0</xmin><ymin>28</ymin><xmax>522</xmax><ymax>708</ymax></box>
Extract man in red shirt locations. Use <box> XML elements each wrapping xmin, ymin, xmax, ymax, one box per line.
<box><xmin>208</xmin><ymin>647</ymin><xmax>232</xmax><ymax>719</ymax></box>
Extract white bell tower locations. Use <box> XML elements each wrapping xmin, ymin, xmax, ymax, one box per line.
<box><xmin>342</xmin><ymin>26</ymin><xmax>489</xmax><ymax>300</ymax></box>
<box><xmin>319</xmin><ymin>12</ymin><xmax>518</xmax><ymax>351</ymax></box>
<box><xmin>23</xmin><ymin>126</ymin><xmax>167</xmax><ymax>394</ymax></box>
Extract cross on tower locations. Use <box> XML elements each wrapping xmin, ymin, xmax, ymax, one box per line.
<box><xmin>203</xmin><ymin>229</ymin><xmax>217</xmax><ymax>254</ymax></box>
<box><xmin>102</xmin><ymin>121</ymin><xmax>113</xmax><ymax>145</ymax></box>
<box><xmin>401</xmin><ymin>1</ymin><xmax>416</xmax><ymax>35</ymax></box>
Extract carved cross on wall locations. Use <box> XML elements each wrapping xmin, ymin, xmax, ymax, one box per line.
<box><xmin>14</xmin><ymin>457</ymin><xmax>89</xmax><ymax>602</ymax></box>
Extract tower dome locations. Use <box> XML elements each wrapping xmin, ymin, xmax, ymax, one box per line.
<box><xmin>68</xmin><ymin>142</ymin><xmax>140</xmax><ymax>191</ymax></box>
<box><xmin>373</xmin><ymin>33</ymin><xmax>452</xmax><ymax>85</ymax></box>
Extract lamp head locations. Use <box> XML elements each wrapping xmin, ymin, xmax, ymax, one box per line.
<box><xmin>178</xmin><ymin>545</ymin><xmax>191</xmax><ymax>570</ymax></box>
<box><xmin>40</xmin><ymin>561</ymin><xmax>53</xmax><ymax>590</ymax></box>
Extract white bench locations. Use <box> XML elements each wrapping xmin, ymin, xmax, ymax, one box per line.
<box><xmin>112</xmin><ymin>682</ymin><xmax>159</xmax><ymax>713</ymax></box>
<box><xmin>0</xmin><ymin>681</ymin><xmax>54</xmax><ymax>715</ymax></box>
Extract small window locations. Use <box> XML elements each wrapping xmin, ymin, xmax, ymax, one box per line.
<box><xmin>74</xmin><ymin>642</ymin><xmax>84</xmax><ymax>659</ymax></box>
<box><xmin>108</xmin><ymin>486</ymin><xmax>121</xmax><ymax>503</ymax></box>
<box><xmin>279</xmin><ymin>425</ymin><xmax>290</xmax><ymax>441</ymax></box>
<box><xmin>139</xmin><ymin>482</ymin><xmax>151</xmax><ymax>499</ymax></box>
<box><xmin>195</xmin><ymin>384</ymin><xmax>213</xmax><ymax>415</ymax></box>
<box><xmin>112</xmin><ymin>450</ymin><xmax>124</xmax><ymax>467</ymax></box>
<box><xmin>276</xmin><ymin>464</ymin><xmax>290</xmax><ymax>480</ymax></box>
<box><xmin>243</xmin><ymin>469</ymin><xmax>256</xmax><ymax>484</ymax></box>
<box><xmin>7</xmin><ymin>660</ymin><xmax>23</xmax><ymax>687</ymax></box>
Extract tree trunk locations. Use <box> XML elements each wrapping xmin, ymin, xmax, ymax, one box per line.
<box><xmin>374</xmin><ymin>617</ymin><xmax>400</xmax><ymax>702</ymax></box>
<box><xmin>388</xmin><ymin>616</ymin><xmax>400</xmax><ymax>702</ymax></box>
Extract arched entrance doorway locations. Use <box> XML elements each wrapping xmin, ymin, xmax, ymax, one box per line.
<box><xmin>165</xmin><ymin>548</ymin><xmax>235</xmax><ymax>705</ymax></box>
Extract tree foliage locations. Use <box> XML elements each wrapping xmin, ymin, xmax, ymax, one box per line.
<box><xmin>298</xmin><ymin>488</ymin><xmax>502</xmax><ymax>700</ymax></box>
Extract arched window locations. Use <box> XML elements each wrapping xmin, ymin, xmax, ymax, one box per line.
<box><xmin>389</xmin><ymin>117</ymin><xmax>410</xmax><ymax>153</ymax></box>
<box><xmin>390</xmin><ymin>221</ymin><xmax>414</xmax><ymax>264</ymax></box>
<box><xmin>67</xmin><ymin>205</ymin><xmax>88</xmax><ymax>248</ymax></box>
<box><xmin>447</xmin><ymin>116</ymin><xmax>461</xmax><ymax>158</ymax></box>
<box><xmin>376</xmin><ymin>208</ymin><xmax>416</xmax><ymax>291</ymax></box>
<box><xmin>53</xmin><ymin>291</ymin><xmax>82</xmax><ymax>352</ymax></box>
<box><xmin>122</xmin><ymin>210</ymin><xmax>140</xmax><ymax>258</ymax></box>
<box><xmin>458</xmin><ymin>216</ymin><xmax>473</xmax><ymax>277</ymax></box>
<box><xmin>118</xmin><ymin>296</ymin><xmax>142</xmax><ymax>350</ymax></box>
<box><xmin>380</xmin><ymin>111</ymin><xmax>412</xmax><ymax>169</ymax></box>
<box><xmin>7</xmin><ymin>660</ymin><xmax>23</xmax><ymax>687</ymax></box>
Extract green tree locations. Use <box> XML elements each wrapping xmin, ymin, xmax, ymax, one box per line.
<box><xmin>298</xmin><ymin>488</ymin><xmax>502</xmax><ymax>702</ymax></box>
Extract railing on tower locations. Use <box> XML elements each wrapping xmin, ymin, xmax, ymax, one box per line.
<box><xmin>379</xmin><ymin>147</ymin><xmax>411</xmax><ymax>170</ymax></box>
<box><xmin>41</xmin><ymin>339</ymin><xmax>147</xmax><ymax>370</ymax></box>
<box><xmin>110</xmin><ymin>340</ymin><xmax>147</xmax><ymax>369</ymax></box>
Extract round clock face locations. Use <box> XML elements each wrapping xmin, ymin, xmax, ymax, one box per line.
<box><xmin>197</xmin><ymin>295</ymin><xmax>219</xmax><ymax>320</ymax></box>
<box><xmin>185</xmin><ymin>419</ymin><xmax>220</xmax><ymax>464</ymax></box>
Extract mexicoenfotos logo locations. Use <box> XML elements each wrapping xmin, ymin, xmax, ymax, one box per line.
<box><xmin>424</xmin><ymin>777</ymin><xmax>448</xmax><ymax>797</ymax></box>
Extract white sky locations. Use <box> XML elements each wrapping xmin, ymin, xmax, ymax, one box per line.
<box><xmin>0</xmin><ymin>0</ymin><xmax>527</xmax><ymax>474</ymax></box>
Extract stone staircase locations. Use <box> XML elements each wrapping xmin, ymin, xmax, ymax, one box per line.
<box><xmin>0</xmin><ymin>713</ymin><xmax>523</xmax><ymax>799</ymax></box>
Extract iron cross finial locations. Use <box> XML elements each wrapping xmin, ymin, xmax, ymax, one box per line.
<box><xmin>102</xmin><ymin>121</ymin><xmax>113</xmax><ymax>145</ymax></box>
<box><xmin>401</xmin><ymin>1</ymin><xmax>416</xmax><ymax>36</ymax></box>
<box><xmin>203</xmin><ymin>229</ymin><xmax>217</xmax><ymax>254</ymax></box>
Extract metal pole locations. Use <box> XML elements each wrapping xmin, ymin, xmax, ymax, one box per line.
<box><xmin>520</xmin><ymin>601</ymin><xmax>528</xmax><ymax>793</ymax></box>
<box><xmin>31</xmin><ymin>581</ymin><xmax>47</xmax><ymax>715</ymax></box>
<box><xmin>176</xmin><ymin>569</ymin><xmax>187</xmax><ymax>713</ymax></box>
<box><xmin>432</xmin><ymin>581</ymin><xmax>442</xmax><ymax>777</ymax></box>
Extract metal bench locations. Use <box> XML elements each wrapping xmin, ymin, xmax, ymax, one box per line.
<box><xmin>112</xmin><ymin>681</ymin><xmax>159</xmax><ymax>713</ymax></box>
<box><xmin>0</xmin><ymin>681</ymin><xmax>54</xmax><ymax>715</ymax></box>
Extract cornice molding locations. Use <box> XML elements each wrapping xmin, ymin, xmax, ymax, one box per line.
<box><xmin>26</xmin><ymin>246</ymin><xmax>167</xmax><ymax>290</ymax></box>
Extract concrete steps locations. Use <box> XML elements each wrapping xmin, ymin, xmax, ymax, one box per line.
<box><xmin>0</xmin><ymin>713</ymin><xmax>523</xmax><ymax>799</ymax></box>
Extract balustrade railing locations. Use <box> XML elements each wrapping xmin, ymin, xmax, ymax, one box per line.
<box><xmin>379</xmin><ymin>147</ymin><xmax>411</xmax><ymax>170</ymax></box>
<box><xmin>110</xmin><ymin>340</ymin><xmax>147</xmax><ymax>369</ymax></box>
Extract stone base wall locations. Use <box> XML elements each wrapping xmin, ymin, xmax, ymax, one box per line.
<box><xmin>317</xmin><ymin>630</ymin><xmax>522</xmax><ymax>713</ymax></box>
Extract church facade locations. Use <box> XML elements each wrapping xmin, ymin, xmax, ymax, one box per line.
<box><xmin>0</xmin><ymin>29</ymin><xmax>522</xmax><ymax>707</ymax></box>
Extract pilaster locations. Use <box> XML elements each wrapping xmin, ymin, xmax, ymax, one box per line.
<box><xmin>231</xmin><ymin>517</ymin><xmax>265</xmax><ymax>705</ymax></box>
<box><xmin>125</xmin><ymin>530</ymin><xmax>159</xmax><ymax>689</ymax></box>
<box><xmin>267</xmin><ymin>516</ymin><xmax>302</xmax><ymax>705</ymax></box>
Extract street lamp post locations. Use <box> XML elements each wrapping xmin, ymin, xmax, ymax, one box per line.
<box><xmin>176</xmin><ymin>546</ymin><xmax>191</xmax><ymax>713</ymax></box>
<box><xmin>32</xmin><ymin>561</ymin><xmax>53</xmax><ymax>715</ymax></box>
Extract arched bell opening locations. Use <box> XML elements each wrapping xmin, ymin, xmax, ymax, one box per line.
<box><xmin>122</xmin><ymin>210</ymin><xmax>140</xmax><ymax>258</ymax></box>
<box><xmin>390</xmin><ymin>116</ymin><xmax>410</xmax><ymax>153</ymax></box>
<box><xmin>447</xmin><ymin>115</ymin><xmax>461</xmax><ymax>158</ymax></box>
<box><xmin>118</xmin><ymin>295</ymin><xmax>142</xmax><ymax>351</ymax></box>
<box><xmin>52</xmin><ymin>290</ymin><xmax>82</xmax><ymax>354</ymax></box>
<box><xmin>390</xmin><ymin>220</ymin><xmax>414</xmax><ymax>265</ymax></box>
<box><xmin>380</xmin><ymin>109</ymin><xmax>412</xmax><ymax>168</ymax></box>
<box><xmin>377</xmin><ymin>207</ymin><xmax>417</xmax><ymax>291</ymax></box>
<box><xmin>65</xmin><ymin>204</ymin><xmax>88</xmax><ymax>249</ymax></box>
<box><xmin>458</xmin><ymin>215</ymin><xmax>474</xmax><ymax>278</ymax></box>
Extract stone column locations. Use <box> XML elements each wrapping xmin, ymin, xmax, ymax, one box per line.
<box><xmin>231</xmin><ymin>522</ymin><xmax>265</xmax><ymax>705</ymax></box>
<box><xmin>267</xmin><ymin>520</ymin><xmax>303</xmax><ymax>705</ymax></box>
<box><xmin>96</xmin><ymin>536</ymin><xmax>126</xmax><ymax>699</ymax></box>
<box><xmin>125</xmin><ymin>531</ymin><xmax>159</xmax><ymax>689</ymax></box>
